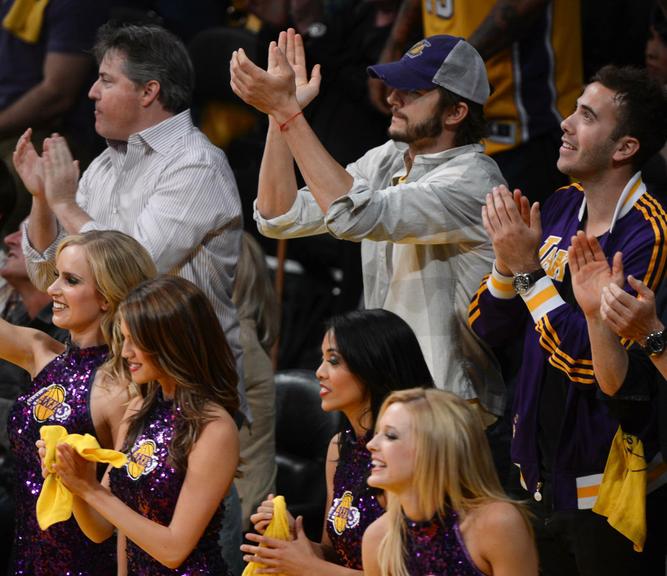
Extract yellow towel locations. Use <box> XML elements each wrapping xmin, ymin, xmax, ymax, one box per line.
<box><xmin>242</xmin><ymin>495</ymin><xmax>291</xmax><ymax>576</ymax></box>
<box><xmin>2</xmin><ymin>0</ymin><xmax>49</xmax><ymax>44</ymax></box>
<box><xmin>592</xmin><ymin>427</ymin><xmax>646</xmax><ymax>552</ymax></box>
<box><xmin>36</xmin><ymin>425</ymin><xmax>127</xmax><ymax>531</ymax></box>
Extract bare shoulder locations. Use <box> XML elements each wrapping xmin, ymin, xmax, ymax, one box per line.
<box><xmin>464</xmin><ymin>500</ymin><xmax>531</xmax><ymax>545</ymax></box>
<box><xmin>93</xmin><ymin>371</ymin><xmax>131</xmax><ymax>401</ymax></box>
<box><xmin>198</xmin><ymin>404</ymin><xmax>239</xmax><ymax>445</ymax></box>
<box><xmin>464</xmin><ymin>500</ymin><xmax>537</xmax><ymax>576</ymax></box>
<box><xmin>326</xmin><ymin>432</ymin><xmax>341</xmax><ymax>460</ymax></box>
<box><xmin>363</xmin><ymin>512</ymin><xmax>389</xmax><ymax>545</ymax></box>
<box><xmin>187</xmin><ymin>404</ymin><xmax>239</xmax><ymax>476</ymax></box>
<box><xmin>362</xmin><ymin>513</ymin><xmax>388</xmax><ymax>576</ymax></box>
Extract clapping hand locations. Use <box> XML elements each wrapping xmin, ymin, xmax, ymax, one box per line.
<box><xmin>568</xmin><ymin>231</ymin><xmax>624</xmax><ymax>319</ymax></box>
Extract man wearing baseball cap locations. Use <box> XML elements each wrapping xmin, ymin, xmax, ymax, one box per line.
<box><xmin>231</xmin><ymin>29</ymin><xmax>506</xmax><ymax>421</ymax></box>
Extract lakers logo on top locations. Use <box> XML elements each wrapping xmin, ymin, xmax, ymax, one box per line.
<box><xmin>327</xmin><ymin>490</ymin><xmax>361</xmax><ymax>535</ymax></box>
<box><xmin>539</xmin><ymin>235</ymin><xmax>569</xmax><ymax>282</ymax></box>
<box><xmin>407</xmin><ymin>39</ymin><xmax>431</xmax><ymax>59</ymax></box>
<box><xmin>126</xmin><ymin>439</ymin><xmax>159</xmax><ymax>481</ymax></box>
<box><xmin>28</xmin><ymin>384</ymin><xmax>72</xmax><ymax>423</ymax></box>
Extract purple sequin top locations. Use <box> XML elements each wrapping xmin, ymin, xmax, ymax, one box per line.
<box><xmin>325</xmin><ymin>428</ymin><xmax>383</xmax><ymax>569</ymax></box>
<box><xmin>8</xmin><ymin>344</ymin><xmax>115</xmax><ymax>576</ymax></box>
<box><xmin>404</xmin><ymin>511</ymin><xmax>485</xmax><ymax>576</ymax></box>
<box><xmin>109</xmin><ymin>392</ymin><xmax>228</xmax><ymax>575</ymax></box>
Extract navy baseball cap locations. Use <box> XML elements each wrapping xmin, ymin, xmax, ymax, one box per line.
<box><xmin>367</xmin><ymin>35</ymin><xmax>490</xmax><ymax>105</ymax></box>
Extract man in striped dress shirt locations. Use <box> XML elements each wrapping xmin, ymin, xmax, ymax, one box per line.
<box><xmin>470</xmin><ymin>66</ymin><xmax>667</xmax><ymax>574</ymax></box>
<box><xmin>11</xmin><ymin>22</ymin><xmax>245</xmax><ymax>412</ymax></box>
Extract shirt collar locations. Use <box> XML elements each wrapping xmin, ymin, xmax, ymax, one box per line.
<box><xmin>108</xmin><ymin>109</ymin><xmax>194</xmax><ymax>156</ymax></box>
<box><xmin>393</xmin><ymin>141</ymin><xmax>484</xmax><ymax>165</ymax></box>
<box><xmin>577</xmin><ymin>171</ymin><xmax>645</xmax><ymax>234</ymax></box>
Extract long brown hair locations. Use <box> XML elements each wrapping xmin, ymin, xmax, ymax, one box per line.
<box><xmin>120</xmin><ymin>275</ymin><xmax>239</xmax><ymax>471</ymax></box>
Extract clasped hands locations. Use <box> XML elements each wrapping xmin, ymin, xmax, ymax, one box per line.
<box><xmin>482</xmin><ymin>184</ymin><xmax>542</xmax><ymax>276</ymax></box>
<box><xmin>13</xmin><ymin>128</ymin><xmax>79</xmax><ymax>211</ymax></box>
<box><xmin>241</xmin><ymin>493</ymin><xmax>321</xmax><ymax>575</ymax></box>
<box><xmin>230</xmin><ymin>27</ymin><xmax>321</xmax><ymax>124</ymax></box>
<box><xmin>36</xmin><ymin>437</ymin><xmax>98</xmax><ymax>498</ymax></box>
<box><xmin>569</xmin><ymin>232</ymin><xmax>663</xmax><ymax>343</ymax></box>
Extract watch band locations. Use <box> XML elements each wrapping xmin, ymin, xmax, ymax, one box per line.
<box><xmin>512</xmin><ymin>268</ymin><xmax>547</xmax><ymax>295</ymax></box>
<box><xmin>643</xmin><ymin>329</ymin><xmax>666</xmax><ymax>357</ymax></box>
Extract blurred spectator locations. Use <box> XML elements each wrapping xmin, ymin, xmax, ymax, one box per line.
<box><xmin>232</xmin><ymin>233</ymin><xmax>279</xmax><ymax>529</ymax></box>
<box><xmin>581</xmin><ymin>0</ymin><xmax>655</xmax><ymax>79</ymax></box>
<box><xmin>646</xmin><ymin>15</ymin><xmax>667</xmax><ymax>84</ymax></box>
<box><xmin>0</xmin><ymin>0</ymin><xmax>110</xmax><ymax>238</ymax></box>
<box><xmin>641</xmin><ymin>6</ymin><xmax>667</xmax><ymax>197</ymax></box>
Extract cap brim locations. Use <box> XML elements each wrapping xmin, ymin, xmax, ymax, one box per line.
<box><xmin>367</xmin><ymin>60</ymin><xmax>436</xmax><ymax>91</ymax></box>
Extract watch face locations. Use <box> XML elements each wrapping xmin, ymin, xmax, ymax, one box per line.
<box><xmin>645</xmin><ymin>332</ymin><xmax>666</xmax><ymax>356</ymax></box>
<box><xmin>512</xmin><ymin>274</ymin><xmax>531</xmax><ymax>295</ymax></box>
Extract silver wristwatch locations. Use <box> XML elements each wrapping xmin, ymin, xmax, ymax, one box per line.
<box><xmin>512</xmin><ymin>268</ymin><xmax>547</xmax><ymax>295</ymax></box>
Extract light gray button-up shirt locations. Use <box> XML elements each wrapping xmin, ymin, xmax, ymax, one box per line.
<box><xmin>256</xmin><ymin>140</ymin><xmax>506</xmax><ymax>415</ymax></box>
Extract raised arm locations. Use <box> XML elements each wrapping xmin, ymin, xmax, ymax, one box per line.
<box><xmin>230</xmin><ymin>28</ymin><xmax>353</xmax><ymax>215</ymax></box>
<box><xmin>468</xmin><ymin>0</ymin><xmax>551</xmax><ymax>60</ymax></box>
<box><xmin>57</xmin><ymin>408</ymin><xmax>239</xmax><ymax>569</ymax></box>
<box><xmin>368</xmin><ymin>0</ymin><xmax>422</xmax><ymax>114</ymax></box>
<box><xmin>252</xmin><ymin>31</ymin><xmax>312</xmax><ymax>219</ymax></box>
<box><xmin>0</xmin><ymin>318</ymin><xmax>63</xmax><ymax>376</ymax></box>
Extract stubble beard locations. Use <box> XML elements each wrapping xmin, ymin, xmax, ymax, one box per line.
<box><xmin>389</xmin><ymin>114</ymin><xmax>443</xmax><ymax>144</ymax></box>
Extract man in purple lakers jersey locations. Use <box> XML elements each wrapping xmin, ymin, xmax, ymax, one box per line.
<box><xmin>469</xmin><ymin>66</ymin><xmax>667</xmax><ymax>574</ymax></box>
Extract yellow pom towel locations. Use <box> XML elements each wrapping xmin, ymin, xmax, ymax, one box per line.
<box><xmin>592</xmin><ymin>427</ymin><xmax>646</xmax><ymax>552</ymax></box>
<box><xmin>242</xmin><ymin>495</ymin><xmax>291</xmax><ymax>576</ymax></box>
<box><xmin>2</xmin><ymin>0</ymin><xmax>49</xmax><ymax>44</ymax></box>
<box><xmin>36</xmin><ymin>425</ymin><xmax>127</xmax><ymax>531</ymax></box>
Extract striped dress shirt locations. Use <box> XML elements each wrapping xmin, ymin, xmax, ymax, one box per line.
<box><xmin>23</xmin><ymin>110</ymin><xmax>247</xmax><ymax>416</ymax></box>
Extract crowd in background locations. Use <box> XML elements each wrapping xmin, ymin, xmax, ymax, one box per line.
<box><xmin>0</xmin><ymin>0</ymin><xmax>666</xmax><ymax>575</ymax></box>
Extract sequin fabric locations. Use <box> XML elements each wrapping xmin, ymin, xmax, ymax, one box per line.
<box><xmin>404</xmin><ymin>511</ymin><xmax>484</xmax><ymax>576</ymax></box>
<box><xmin>109</xmin><ymin>392</ymin><xmax>228</xmax><ymax>575</ymax></box>
<box><xmin>325</xmin><ymin>429</ymin><xmax>383</xmax><ymax>569</ymax></box>
<box><xmin>8</xmin><ymin>344</ymin><xmax>115</xmax><ymax>576</ymax></box>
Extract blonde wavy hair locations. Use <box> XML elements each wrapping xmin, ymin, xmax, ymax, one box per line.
<box><xmin>56</xmin><ymin>231</ymin><xmax>157</xmax><ymax>381</ymax></box>
<box><xmin>376</xmin><ymin>388</ymin><xmax>530</xmax><ymax>576</ymax></box>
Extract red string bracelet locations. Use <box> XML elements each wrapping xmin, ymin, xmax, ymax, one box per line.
<box><xmin>279</xmin><ymin>111</ymin><xmax>303</xmax><ymax>132</ymax></box>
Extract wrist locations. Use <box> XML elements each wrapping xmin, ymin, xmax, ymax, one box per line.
<box><xmin>641</xmin><ymin>320</ymin><xmax>666</xmax><ymax>345</ymax></box>
<box><xmin>50</xmin><ymin>199</ymin><xmax>78</xmax><ymax>219</ymax></box>
<box><xmin>642</xmin><ymin>325</ymin><xmax>667</xmax><ymax>357</ymax></box>
<box><xmin>494</xmin><ymin>259</ymin><xmax>513</xmax><ymax>276</ymax></box>
<box><xmin>512</xmin><ymin>257</ymin><xmax>542</xmax><ymax>274</ymax></box>
<box><xmin>81</xmin><ymin>481</ymin><xmax>107</xmax><ymax>504</ymax></box>
<box><xmin>271</xmin><ymin>101</ymin><xmax>303</xmax><ymax>125</ymax></box>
